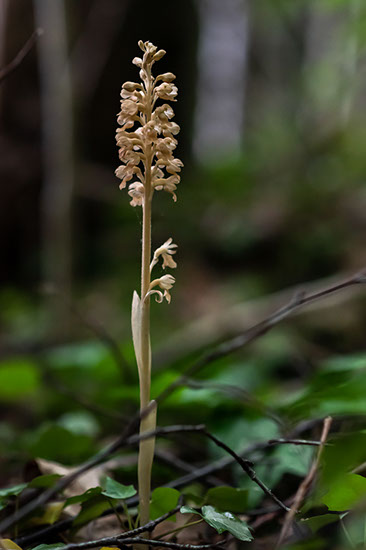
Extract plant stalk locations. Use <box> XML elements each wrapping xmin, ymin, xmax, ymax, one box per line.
<box><xmin>137</xmin><ymin>72</ymin><xmax>157</xmax><ymax>528</ymax></box>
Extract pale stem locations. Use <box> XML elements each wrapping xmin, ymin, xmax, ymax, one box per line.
<box><xmin>137</xmin><ymin>64</ymin><xmax>157</xmax><ymax>531</ymax></box>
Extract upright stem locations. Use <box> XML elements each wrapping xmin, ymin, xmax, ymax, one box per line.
<box><xmin>137</xmin><ymin>72</ymin><xmax>157</xmax><ymax>528</ymax></box>
<box><xmin>140</xmin><ymin>175</ymin><xmax>151</xmax><ymax>408</ymax></box>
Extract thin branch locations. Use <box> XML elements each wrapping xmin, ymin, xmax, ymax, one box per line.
<box><xmin>154</xmin><ymin>448</ymin><xmax>223</xmax><ymax>487</ymax></box>
<box><xmin>276</xmin><ymin>416</ymin><xmax>333</xmax><ymax>548</ymax></box>
<box><xmin>157</xmin><ymin>270</ymin><xmax>366</xmax><ymax>404</ymax></box>
<box><xmin>102</xmin><ymin>538</ymin><xmax>224</xmax><ymax>550</ymax></box>
<box><xmin>57</xmin><ymin>506</ymin><xmax>181</xmax><ymax>550</ymax></box>
<box><xmin>268</xmin><ymin>438</ymin><xmax>325</xmax><ymax>447</ymax></box>
<box><xmin>201</xmin><ymin>429</ymin><xmax>290</xmax><ymax>513</ymax></box>
<box><xmin>0</xmin><ymin>28</ymin><xmax>43</xmax><ymax>83</ymax></box>
<box><xmin>115</xmin><ymin>538</ymin><xmax>224</xmax><ymax>550</ymax></box>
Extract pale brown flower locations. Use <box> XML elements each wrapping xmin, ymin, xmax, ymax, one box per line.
<box><xmin>154</xmin><ymin>82</ymin><xmax>178</xmax><ymax>101</ymax></box>
<box><xmin>147</xmin><ymin>274</ymin><xmax>176</xmax><ymax>303</ymax></box>
<box><xmin>150</xmin><ymin>238</ymin><xmax>178</xmax><ymax>271</ymax></box>
<box><xmin>128</xmin><ymin>182</ymin><xmax>144</xmax><ymax>207</ymax></box>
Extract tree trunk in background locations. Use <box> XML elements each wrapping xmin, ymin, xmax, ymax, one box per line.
<box><xmin>34</xmin><ymin>0</ymin><xmax>73</xmax><ymax>333</ymax></box>
<box><xmin>303</xmin><ymin>0</ymin><xmax>362</xmax><ymax>134</ymax></box>
<box><xmin>0</xmin><ymin>0</ymin><xmax>8</xmax><ymax>107</ymax></box>
<box><xmin>193</xmin><ymin>0</ymin><xmax>249</xmax><ymax>162</ymax></box>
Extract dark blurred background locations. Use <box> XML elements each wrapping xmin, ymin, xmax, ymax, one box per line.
<box><xmin>1</xmin><ymin>0</ymin><xmax>366</xmax><ymax>356</ymax></box>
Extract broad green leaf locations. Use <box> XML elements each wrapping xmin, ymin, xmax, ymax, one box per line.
<box><xmin>322</xmin><ymin>474</ymin><xmax>366</xmax><ymax>510</ymax></box>
<box><xmin>0</xmin><ymin>359</ymin><xmax>39</xmax><ymax>400</ymax></box>
<box><xmin>29</xmin><ymin>475</ymin><xmax>62</xmax><ymax>489</ymax></box>
<box><xmin>320</xmin><ymin>433</ymin><xmax>366</xmax><ymax>486</ymax></box>
<box><xmin>301</xmin><ymin>513</ymin><xmax>340</xmax><ymax>533</ymax></box>
<box><xmin>64</xmin><ymin>487</ymin><xmax>102</xmax><ymax>507</ymax></box>
<box><xmin>208</xmin><ymin>417</ymin><xmax>279</xmax><ymax>460</ymax></box>
<box><xmin>201</xmin><ymin>506</ymin><xmax>253</xmax><ymax>542</ymax></box>
<box><xmin>0</xmin><ymin>483</ymin><xmax>27</xmax><ymax>498</ymax></box>
<box><xmin>29</xmin><ymin>424</ymin><xmax>94</xmax><ymax>464</ymax></box>
<box><xmin>182</xmin><ymin>505</ymin><xmax>253</xmax><ymax>542</ymax></box>
<box><xmin>101</xmin><ymin>477</ymin><xmax>136</xmax><ymax>500</ymax></box>
<box><xmin>205</xmin><ymin>487</ymin><xmax>248</xmax><ymax>513</ymax></box>
<box><xmin>150</xmin><ymin>487</ymin><xmax>180</xmax><ymax>521</ymax></box>
<box><xmin>73</xmin><ymin>495</ymin><xmax>111</xmax><ymax>526</ymax></box>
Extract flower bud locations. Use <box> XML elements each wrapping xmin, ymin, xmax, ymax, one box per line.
<box><xmin>132</xmin><ymin>57</ymin><xmax>143</xmax><ymax>68</ymax></box>
<box><xmin>123</xmin><ymin>81</ymin><xmax>140</xmax><ymax>92</ymax></box>
<box><xmin>157</xmin><ymin>72</ymin><xmax>176</xmax><ymax>83</ymax></box>
<box><xmin>153</xmin><ymin>49</ymin><xmax>166</xmax><ymax>61</ymax></box>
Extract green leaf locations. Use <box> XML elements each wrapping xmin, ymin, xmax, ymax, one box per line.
<box><xmin>73</xmin><ymin>495</ymin><xmax>111</xmax><ymax>527</ymax></box>
<box><xmin>0</xmin><ymin>359</ymin><xmax>40</xmax><ymax>400</ymax></box>
<box><xmin>180</xmin><ymin>505</ymin><xmax>199</xmax><ymax>515</ymax></box>
<box><xmin>64</xmin><ymin>487</ymin><xmax>102</xmax><ymax>507</ymax></box>
<box><xmin>301</xmin><ymin>513</ymin><xmax>340</xmax><ymax>533</ymax></box>
<box><xmin>205</xmin><ymin>487</ymin><xmax>248</xmax><ymax>513</ymax></box>
<box><xmin>101</xmin><ymin>477</ymin><xmax>136</xmax><ymax>500</ymax></box>
<box><xmin>181</xmin><ymin>505</ymin><xmax>253</xmax><ymax>542</ymax></box>
<box><xmin>201</xmin><ymin>506</ymin><xmax>253</xmax><ymax>542</ymax></box>
<box><xmin>29</xmin><ymin>424</ymin><xmax>94</xmax><ymax>464</ymax></box>
<box><xmin>322</xmin><ymin>354</ymin><xmax>366</xmax><ymax>372</ymax></box>
<box><xmin>150</xmin><ymin>487</ymin><xmax>180</xmax><ymax>521</ymax></box>
<box><xmin>322</xmin><ymin>474</ymin><xmax>366</xmax><ymax>510</ymax></box>
<box><xmin>0</xmin><ymin>483</ymin><xmax>27</xmax><ymax>498</ymax></box>
<box><xmin>29</xmin><ymin>475</ymin><xmax>62</xmax><ymax>489</ymax></box>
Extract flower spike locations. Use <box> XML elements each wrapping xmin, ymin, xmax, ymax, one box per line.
<box><xmin>115</xmin><ymin>41</ymin><xmax>183</xmax><ymax>204</ymax></box>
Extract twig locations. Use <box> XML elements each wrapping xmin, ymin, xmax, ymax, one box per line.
<box><xmin>157</xmin><ymin>271</ymin><xmax>366</xmax><ymax>404</ymax></box>
<box><xmin>154</xmin><ymin>448</ymin><xmax>223</xmax><ymax>487</ymax></box>
<box><xmin>20</xmin><ymin>505</ymin><xmax>224</xmax><ymax>550</ymax></box>
<box><xmin>0</xmin><ymin>28</ymin><xmax>43</xmax><ymax>83</ymax></box>
<box><xmin>201</xmin><ymin>429</ymin><xmax>290</xmax><ymax>513</ymax></box>
<box><xmin>276</xmin><ymin>416</ymin><xmax>333</xmax><ymax>548</ymax></box>
<box><xmin>56</xmin><ymin>506</ymin><xmax>181</xmax><ymax>550</ymax></box>
<box><xmin>81</xmin><ymin>538</ymin><xmax>223</xmax><ymax>550</ymax></box>
<box><xmin>268</xmin><ymin>438</ymin><xmax>325</xmax><ymax>447</ymax></box>
<box><xmin>114</xmin><ymin>538</ymin><xmax>224</xmax><ymax>550</ymax></box>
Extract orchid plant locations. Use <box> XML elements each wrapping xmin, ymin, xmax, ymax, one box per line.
<box><xmin>115</xmin><ymin>40</ymin><xmax>182</xmax><ymax>527</ymax></box>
